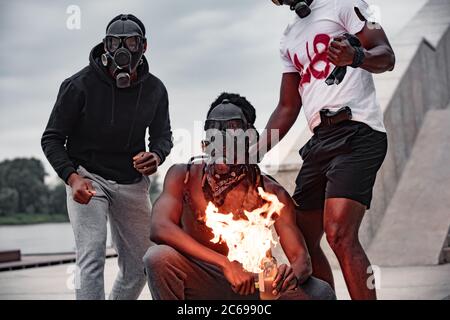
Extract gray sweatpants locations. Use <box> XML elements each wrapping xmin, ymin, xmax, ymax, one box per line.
<box><xmin>143</xmin><ymin>245</ymin><xmax>336</xmax><ymax>300</ymax></box>
<box><xmin>66</xmin><ymin>166</ymin><xmax>152</xmax><ymax>300</ymax></box>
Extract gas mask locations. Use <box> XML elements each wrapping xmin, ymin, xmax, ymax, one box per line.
<box><xmin>271</xmin><ymin>0</ymin><xmax>313</xmax><ymax>19</ymax></box>
<box><xmin>101</xmin><ymin>15</ymin><xmax>146</xmax><ymax>88</ymax></box>
<box><xmin>202</xmin><ymin>100</ymin><xmax>259</xmax><ymax>165</ymax></box>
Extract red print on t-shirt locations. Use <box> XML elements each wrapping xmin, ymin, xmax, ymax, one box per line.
<box><xmin>288</xmin><ymin>33</ymin><xmax>331</xmax><ymax>88</ymax></box>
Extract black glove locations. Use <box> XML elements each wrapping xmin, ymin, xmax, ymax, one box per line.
<box><xmin>325</xmin><ymin>33</ymin><xmax>364</xmax><ymax>86</ymax></box>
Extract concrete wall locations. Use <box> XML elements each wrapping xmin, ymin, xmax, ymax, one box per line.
<box><xmin>368</xmin><ymin>2</ymin><xmax>450</xmax><ymax>248</ymax></box>
<box><xmin>272</xmin><ymin>0</ymin><xmax>450</xmax><ymax>254</ymax></box>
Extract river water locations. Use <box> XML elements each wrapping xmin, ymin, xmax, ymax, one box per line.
<box><xmin>0</xmin><ymin>223</ymin><xmax>112</xmax><ymax>254</ymax></box>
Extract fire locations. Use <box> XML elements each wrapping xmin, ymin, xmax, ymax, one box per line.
<box><xmin>204</xmin><ymin>187</ymin><xmax>284</xmax><ymax>273</ymax></box>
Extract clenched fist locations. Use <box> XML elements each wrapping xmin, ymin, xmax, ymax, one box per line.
<box><xmin>327</xmin><ymin>35</ymin><xmax>357</xmax><ymax>67</ymax></box>
<box><xmin>67</xmin><ymin>173</ymin><xmax>96</xmax><ymax>205</ymax></box>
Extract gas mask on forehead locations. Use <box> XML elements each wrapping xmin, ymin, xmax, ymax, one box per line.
<box><xmin>271</xmin><ymin>0</ymin><xmax>313</xmax><ymax>19</ymax></box>
<box><xmin>202</xmin><ymin>100</ymin><xmax>258</xmax><ymax>165</ymax></box>
<box><xmin>101</xmin><ymin>15</ymin><xmax>146</xmax><ymax>88</ymax></box>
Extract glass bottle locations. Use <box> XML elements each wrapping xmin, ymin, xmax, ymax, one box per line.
<box><xmin>258</xmin><ymin>255</ymin><xmax>280</xmax><ymax>300</ymax></box>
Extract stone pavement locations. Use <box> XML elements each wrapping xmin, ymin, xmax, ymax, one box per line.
<box><xmin>0</xmin><ymin>257</ymin><xmax>448</xmax><ymax>300</ymax></box>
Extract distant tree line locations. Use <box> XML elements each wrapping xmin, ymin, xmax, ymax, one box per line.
<box><xmin>0</xmin><ymin>158</ymin><xmax>62</xmax><ymax>216</ymax></box>
<box><xmin>0</xmin><ymin>158</ymin><xmax>162</xmax><ymax>219</ymax></box>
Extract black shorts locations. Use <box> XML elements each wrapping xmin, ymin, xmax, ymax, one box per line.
<box><xmin>292</xmin><ymin>120</ymin><xmax>387</xmax><ymax>211</ymax></box>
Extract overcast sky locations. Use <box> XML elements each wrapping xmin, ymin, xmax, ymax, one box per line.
<box><xmin>0</xmin><ymin>0</ymin><xmax>426</xmax><ymax>181</ymax></box>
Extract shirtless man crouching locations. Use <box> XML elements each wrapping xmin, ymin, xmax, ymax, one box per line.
<box><xmin>143</xmin><ymin>93</ymin><xmax>335</xmax><ymax>300</ymax></box>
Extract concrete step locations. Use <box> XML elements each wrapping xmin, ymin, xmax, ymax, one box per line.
<box><xmin>368</xmin><ymin>110</ymin><xmax>450</xmax><ymax>266</ymax></box>
<box><xmin>441</xmin><ymin>248</ymin><xmax>450</xmax><ymax>264</ymax></box>
<box><xmin>440</xmin><ymin>231</ymin><xmax>450</xmax><ymax>264</ymax></box>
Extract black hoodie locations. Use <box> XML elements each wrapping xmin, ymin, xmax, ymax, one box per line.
<box><xmin>41</xmin><ymin>43</ymin><xmax>173</xmax><ymax>184</ymax></box>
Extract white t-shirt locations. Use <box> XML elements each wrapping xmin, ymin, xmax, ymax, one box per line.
<box><xmin>280</xmin><ymin>0</ymin><xmax>386</xmax><ymax>133</ymax></box>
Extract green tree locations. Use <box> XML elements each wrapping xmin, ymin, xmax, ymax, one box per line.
<box><xmin>0</xmin><ymin>188</ymin><xmax>19</xmax><ymax>216</ymax></box>
<box><xmin>0</xmin><ymin>158</ymin><xmax>49</xmax><ymax>214</ymax></box>
<box><xmin>48</xmin><ymin>183</ymin><xmax>68</xmax><ymax>215</ymax></box>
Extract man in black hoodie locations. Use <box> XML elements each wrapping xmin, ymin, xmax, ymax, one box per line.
<box><xmin>41</xmin><ymin>14</ymin><xmax>173</xmax><ymax>300</ymax></box>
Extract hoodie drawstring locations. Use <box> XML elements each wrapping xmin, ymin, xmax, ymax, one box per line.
<box><xmin>125</xmin><ymin>83</ymin><xmax>144</xmax><ymax>149</ymax></box>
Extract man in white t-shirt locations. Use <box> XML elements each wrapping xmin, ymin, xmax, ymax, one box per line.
<box><xmin>259</xmin><ymin>0</ymin><xmax>395</xmax><ymax>299</ymax></box>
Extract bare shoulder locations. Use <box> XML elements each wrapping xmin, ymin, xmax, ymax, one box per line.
<box><xmin>163</xmin><ymin>162</ymin><xmax>206</xmax><ymax>191</ymax></box>
<box><xmin>162</xmin><ymin>164</ymin><xmax>188</xmax><ymax>193</ymax></box>
<box><xmin>262</xmin><ymin>176</ymin><xmax>293</xmax><ymax>205</ymax></box>
<box><xmin>165</xmin><ymin>164</ymin><xmax>187</xmax><ymax>181</ymax></box>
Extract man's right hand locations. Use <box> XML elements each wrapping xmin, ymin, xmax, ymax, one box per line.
<box><xmin>222</xmin><ymin>260</ymin><xmax>256</xmax><ymax>296</ymax></box>
<box><xmin>67</xmin><ymin>173</ymin><xmax>96</xmax><ymax>204</ymax></box>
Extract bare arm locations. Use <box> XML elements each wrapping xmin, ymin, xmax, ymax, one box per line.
<box><xmin>270</xmin><ymin>183</ymin><xmax>312</xmax><ymax>283</ymax></box>
<box><xmin>257</xmin><ymin>72</ymin><xmax>302</xmax><ymax>157</ymax></box>
<box><xmin>357</xmin><ymin>23</ymin><xmax>396</xmax><ymax>73</ymax></box>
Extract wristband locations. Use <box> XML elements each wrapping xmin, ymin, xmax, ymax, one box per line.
<box><xmin>351</xmin><ymin>46</ymin><xmax>365</xmax><ymax>68</ymax></box>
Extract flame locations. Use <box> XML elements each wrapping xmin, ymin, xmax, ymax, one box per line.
<box><xmin>204</xmin><ymin>187</ymin><xmax>284</xmax><ymax>273</ymax></box>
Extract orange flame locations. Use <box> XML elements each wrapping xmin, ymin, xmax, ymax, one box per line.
<box><xmin>204</xmin><ymin>187</ymin><xmax>284</xmax><ymax>273</ymax></box>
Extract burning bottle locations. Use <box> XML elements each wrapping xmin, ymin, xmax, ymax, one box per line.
<box><xmin>257</xmin><ymin>255</ymin><xmax>281</xmax><ymax>300</ymax></box>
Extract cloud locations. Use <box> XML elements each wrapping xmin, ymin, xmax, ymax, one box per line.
<box><xmin>0</xmin><ymin>0</ymin><xmax>296</xmax><ymax>178</ymax></box>
<box><xmin>1</xmin><ymin>0</ymin><xmax>425</xmax><ymax>178</ymax></box>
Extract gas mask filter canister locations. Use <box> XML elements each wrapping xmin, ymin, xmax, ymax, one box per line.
<box><xmin>271</xmin><ymin>0</ymin><xmax>312</xmax><ymax>19</ymax></box>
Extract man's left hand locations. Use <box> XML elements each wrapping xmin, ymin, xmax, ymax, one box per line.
<box><xmin>271</xmin><ymin>264</ymin><xmax>298</xmax><ymax>296</ymax></box>
<box><xmin>327</xmin><ymin>36</ymin><xmax>356</xmax><ymax>67</ymax></box>
<box><xmin>133</xmin><ymin>152</ymin><xmax>160</xmax><ymax>176</ymax></box>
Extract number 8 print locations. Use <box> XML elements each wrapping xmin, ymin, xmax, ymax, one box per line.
<box><xmin>288</xmin><ymin>33</ymin><xmax>332</xmax><ymax>88</ymax></box>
